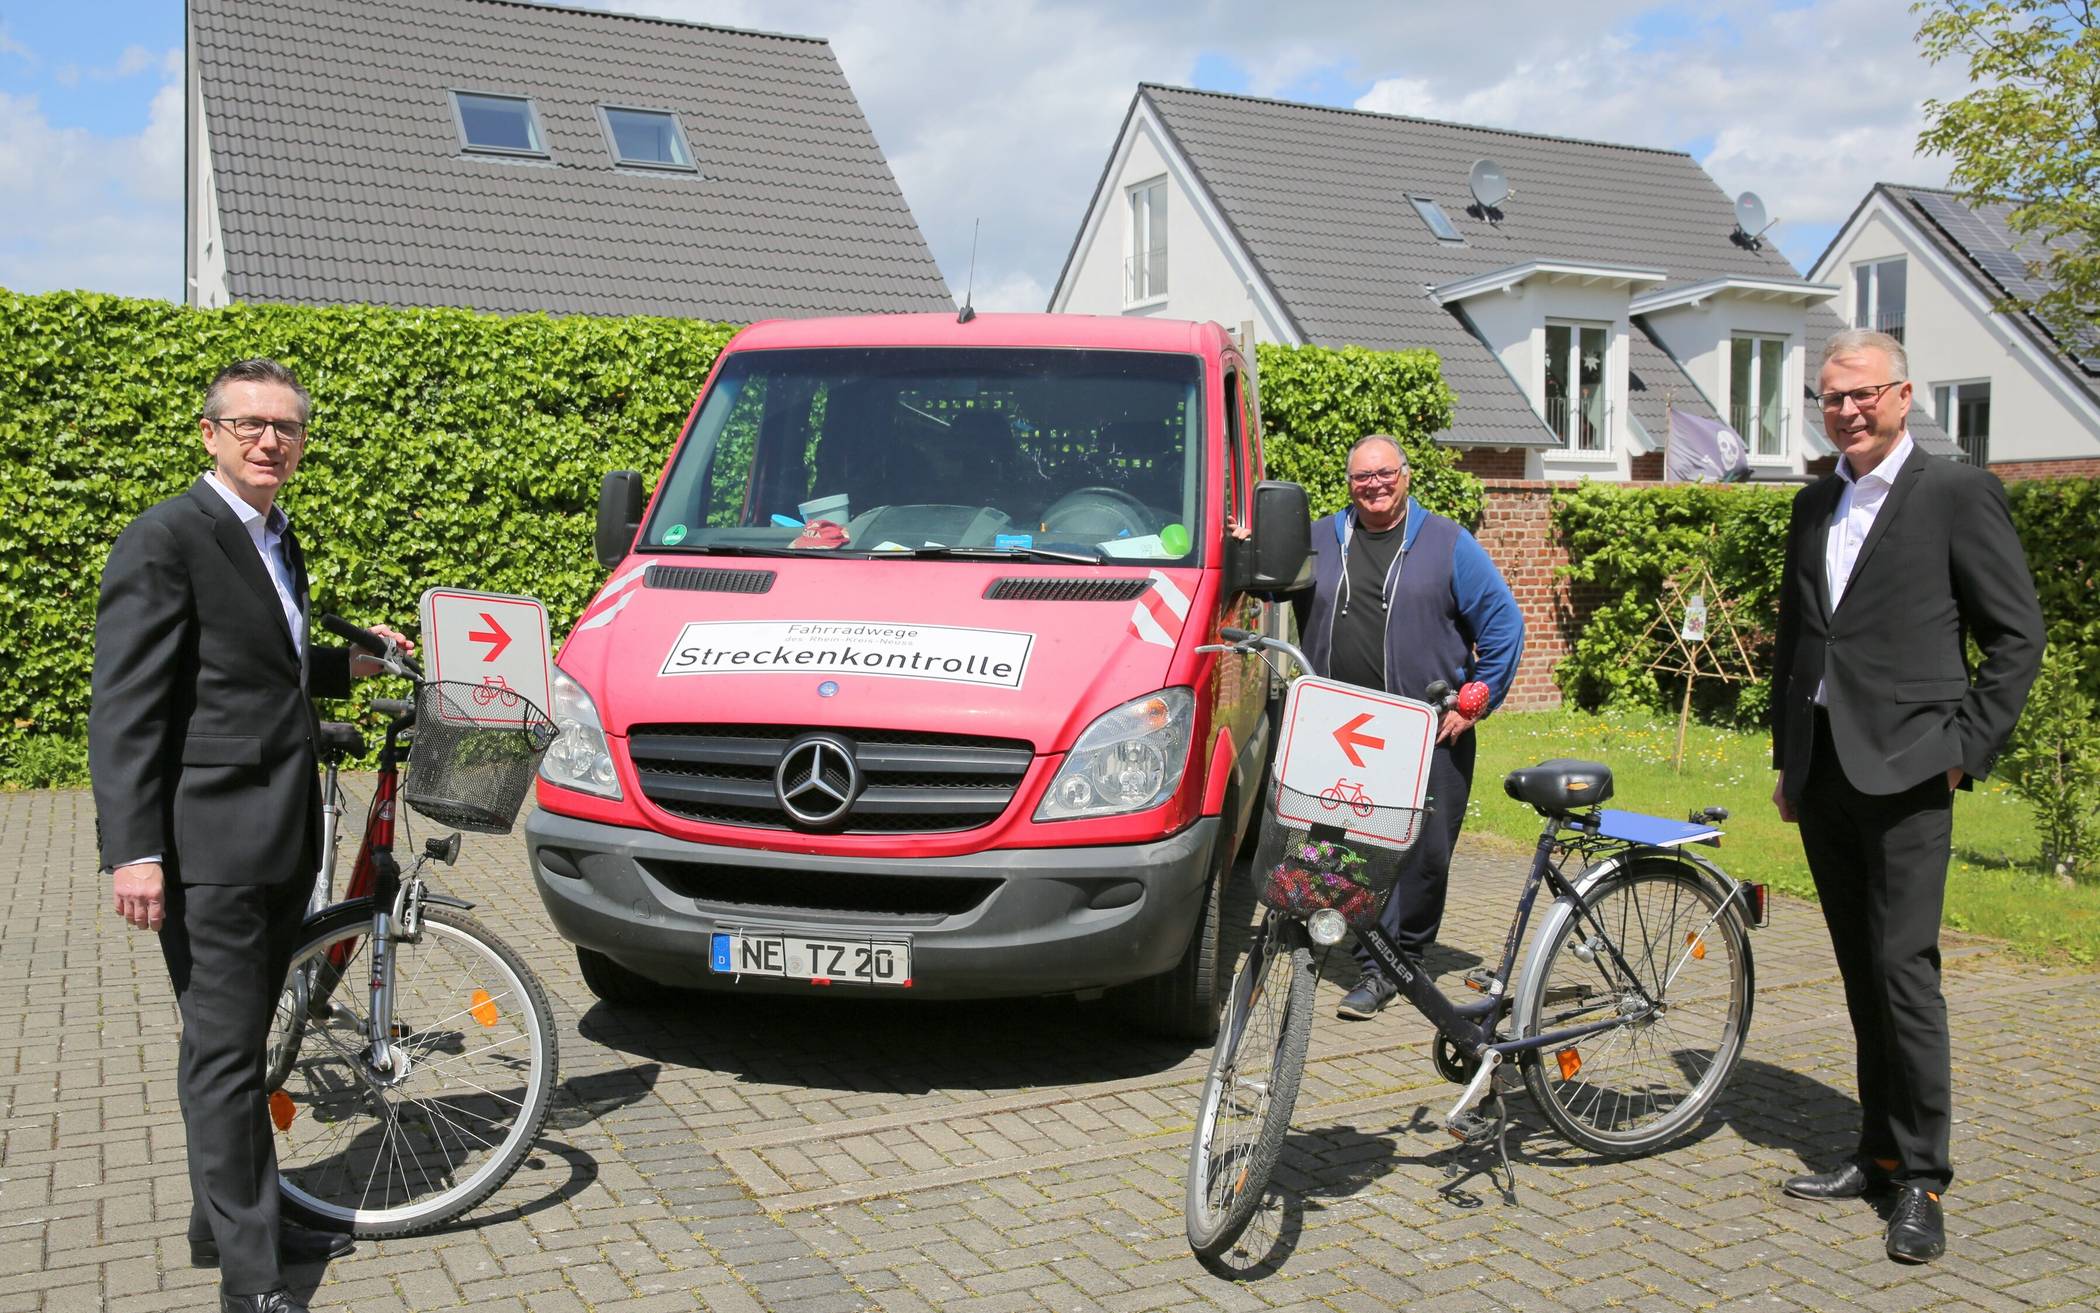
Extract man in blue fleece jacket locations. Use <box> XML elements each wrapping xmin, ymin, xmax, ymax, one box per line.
<box><xmin>1294</xmin><ymin>435</ymin><xmax>1525</xmax><ymax>1018</ymax></box>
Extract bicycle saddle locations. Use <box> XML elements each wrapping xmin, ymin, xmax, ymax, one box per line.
<box><xmin>317</xmin><ymin>721</ymin><xmax>365</xmax><ymax>758</ymax></box>
<box><xmin>1504</xmin><ymin>758</ymin><xmax>1613</xmax><ymax>812</ymax></box>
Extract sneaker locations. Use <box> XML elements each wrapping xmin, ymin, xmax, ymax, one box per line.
<box><xmin>1336</xmin><ymin>974</ymin><xmax>1398</xmax><ymax>1020</ymax></box>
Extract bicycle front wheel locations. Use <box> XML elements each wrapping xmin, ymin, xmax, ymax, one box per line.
<box><xmin>1517</xmin><ymin>864</ymin><xmax>1752</xmax><ymax>1155</ymax></box>
<box><xmin>270</xmin><ymin>901</ymin><xmax>559</xmax><ymax>1237</ymax></box>
<box><xmin>1185</xmin><ymin>915</ymin><xmax>1315</xmax><ymax>1260</ymax></box>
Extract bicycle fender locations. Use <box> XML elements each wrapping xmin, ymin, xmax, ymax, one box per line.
<box><xmin>421</xmin><ymin>892</ymin><xmax>477</xmax><ymax>911</ymax></box>
<box><xmin>1509</xmin><ymin>846</ymin><xmax>1744</xmax><ymax>1039</ymax></box>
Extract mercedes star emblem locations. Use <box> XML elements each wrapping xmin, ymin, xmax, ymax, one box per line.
<box><xmin>775</xmin><ymin>734</ymin><xmax>861</xmax><ymax>829</ymax></box>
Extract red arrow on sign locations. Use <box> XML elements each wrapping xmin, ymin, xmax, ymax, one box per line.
<box><xmin>1334</xmin><ymin>713</ymin><xmax>1385</xmax><ymax>768</ymax></box>
<box><xmin>468</xmin><ymin>612</ymin><xmax>512</xmax><ymax>662</ymax></box>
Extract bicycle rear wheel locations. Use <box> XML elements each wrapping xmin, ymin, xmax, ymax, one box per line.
<box><xmin>1517</xmin><ymin>864</ymin><xmax>1752</xmax><ymax>1155</ymax></box>
<box><xmin>270</xmin><ymin>901</ymin><xmax>559</xmax><ymax>1237</ymax></box>
<box><xmin>1185</xmin><ymin>915</ymin><xmax>1315</xmax><ymax>1260</ymax></box>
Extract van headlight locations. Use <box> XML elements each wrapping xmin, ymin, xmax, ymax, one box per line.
<box><xmin>1035</xmin><ymin>687</ymin><xmax>1194</xmax><ymax>821</ymax></box>
<box><xmin>538</xmin><ymin>665</ymin><xmax>622</xmax><ymax>800</ymax></box>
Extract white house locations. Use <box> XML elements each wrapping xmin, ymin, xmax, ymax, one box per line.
<box><xmin>1052</xmin><ymin>86</ymin><xmax>1963</xmax><ymax>480</ymax></box>
<box><xmin>1811</xmin><ymin>184</ymin><xmax>2100</xmax><ymax>477</ymax></box>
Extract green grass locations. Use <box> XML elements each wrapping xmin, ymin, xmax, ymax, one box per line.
<box><xmin>1466</xmin><ymin>707</ymin><xmax>2100</xmax><ymax>967</ymax></box>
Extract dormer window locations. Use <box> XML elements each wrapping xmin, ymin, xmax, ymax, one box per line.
<box><xmin>599</xmin><ymin>105</ymin><xmax>696</xmax><ymax>171</ymax></box>
<box><xmin>1730</xmin><ymin>334</ymin><xmax>1787</xmax><ymax>457</ymax></box>
<box><xmin>1545</xmin><ymin>321</ymin><xmax>1610</xmax><ymax>451</ymax></box>
<box><xmin>451</xmin><ymin>91</ymin><xmax>547</xmax><ymax>158</ymax></box>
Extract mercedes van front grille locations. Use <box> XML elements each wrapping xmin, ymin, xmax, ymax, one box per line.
<box><xmin>627</xmin><ymin>724</ymin><xmax>1034</xmax><ymax>834</ymax></box>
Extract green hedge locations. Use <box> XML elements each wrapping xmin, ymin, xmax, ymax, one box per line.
<box><xmin>1553</xmin><ymin>477</ymin><xmax>2100</xmax><ymax>725</ymax></box>
<box><xmin>3</xmin><ymin>291</ymin><xmax>1469</xmax><ymax>776</ymax></box>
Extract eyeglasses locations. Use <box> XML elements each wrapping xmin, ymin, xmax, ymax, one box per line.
<box><xmin>1816</xmin><ymin>381</ymin><xmax>1904</xmax><ymax>412</ymax></box>
<box><xmin>206</xmin><ymin>415</ymin><xmax>309</xmax><ymax>445</ymax></box>
<box><xmin>1346</xmin><ymin>467</ymin><xmax>1405</xmax><ymax>486</ymax></box>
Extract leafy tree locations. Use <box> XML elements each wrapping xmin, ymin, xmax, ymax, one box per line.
<box><xmin>1915</xmin><ymin>1</ymin><xmax>2100</xmax><ymax>352</ymax></box>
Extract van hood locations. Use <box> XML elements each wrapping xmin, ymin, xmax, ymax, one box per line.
<box><xmin>559</xmin><ymin>557</ymin><xmax>1204</xmax><ymax>751</ymax></box>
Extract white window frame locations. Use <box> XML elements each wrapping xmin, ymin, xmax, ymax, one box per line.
<box><xmin>1853</xmin><ymin>256</ymin><xmax>1907</xmax><ymax>342</ymax></box>
<box><xmin>1544</xmin><ymin>319</ymin><xmax>1613</xmax><ymax>453</ymax></box>
<box><xmin>1125</xmin><ymin>176</ymin><xmax>1168</xmax><ymax>306</ymax></box>
<box><xmin>449</xmin><ymin>90</ymin><xmax>550</xmax><ymax>159</ymax></box>
<box><xmin>596</xmin><ymin>104</ymin><xmax>699</xmax><ymax>173</ymax></box>
<box><xmin>1729</xmin><ymin>333</ymin><xmax>1791</xmax><ymax>460</ymax></box>
<box><xmin>1932</xmin><ymin>378</ymin><xmax>1993</xmax><ymax>466</ymax></box>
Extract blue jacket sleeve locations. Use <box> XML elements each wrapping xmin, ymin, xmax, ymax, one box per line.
<box><xmin>1450</xmin><ymin>529</ymin><xmax>1525</xmax><ymax>711</ymax></box>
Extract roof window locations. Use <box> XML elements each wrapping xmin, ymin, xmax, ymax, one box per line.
<box><xmin>599</xmin><ymin>106</ymin><xmax>697</xmax><ymax>171</ymax></box>
<box><xmin>451</xmin><ymin>91</ymin><xmax>547</xmax><ymax>157</ymax></box>
<box><xmin>1408</xmin><ymin>194</ymin><xmax>1465</xmax><ymax>244</ymax></box>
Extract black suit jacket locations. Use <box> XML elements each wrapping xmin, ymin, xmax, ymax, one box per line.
<box><xmin>1771</xmin><ymin>446</ymin><xmax>2044</xmax><ymax>801</ymax></box>
<box><xmin>89</xmin><ymin>478</ymin><xmax>350</xmax><ymax>883</ymax></box>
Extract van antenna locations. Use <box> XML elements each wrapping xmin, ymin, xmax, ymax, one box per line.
<box><xmin>957</xmin><ymin>219</ymin><xmax>979</xmax><ymax>323</ymax></box>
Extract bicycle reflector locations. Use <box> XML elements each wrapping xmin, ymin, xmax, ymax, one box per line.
<box><xmin>269</xmin><ymin>1090</ymin><xmax>297</xmax><ymax>1132</ymax></box>
<box><xmin>470</xmin><ymin>989</ymin><xmax>500</xmax><ymax>1027</ymax></box>
<box><xmin>1557</xmin><ymin>1048</ymin><xmax>1582</xmax><ymax>1081</ymax></box>
<box><xmin>1685</xmin><ymin>930</ymin><xmax>1707</xmax><ymax>961</ymax></box>
<box><xmin>1745</xmin><ymin>883</ymin><xmax>1769</xmax><ymax>928</ymax></box>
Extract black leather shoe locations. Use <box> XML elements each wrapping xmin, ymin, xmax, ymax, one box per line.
<box><xmin>1336</xmin><ymin>974</ymin><xmax>1398</xmax><ymax>1020</ymax></box>
<box><xmin>1886</xmin><ymin>1186</ymin><xmax>1946</xmax><ymax>1263</ymax></box>
<box><xmin>193</xmin><ymin>1223</ymin><xmax>355</xmax><ymax>1268</ymax></box>
<box><xmin>1781</xmin><ymin>1161</ymin><xmax>1890</xmax><ymax>1201</ymax></box>
<box><xmin>220</xmin><ymin>1290</ymin><xmax>308</xmax><ymax>1313</ymax></box>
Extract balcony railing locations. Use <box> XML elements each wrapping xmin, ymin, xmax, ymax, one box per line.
<box><xmin>1545</xmin><ymin>394</ymin><xmax>1609</xmax><ymax>451</ymax></box>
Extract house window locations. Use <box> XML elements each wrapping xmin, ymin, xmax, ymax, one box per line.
<box><xmin>1933</xmin><ymin>379</ymin><xmax>1992</xmax><ymax>466</ymax></box>
<box><xmin>1407</xmin><ymin>195</ymin><xmax>1464</xmax><ymax>244</ymax></box>
<box><xmin>1126</xmin><ymin>177</ymin><xmax>1167</xmax><ymax>303</ymax></box>
<box><xmin>1729</xmin><ymin>335</ymin><xmax>1788</xmax><ymax>457</ymax></box>
<box><xmin>1854</xmin><ymin>257</ymin><xmax>1906</xmax><ymax>342</ymax></box>
<box><xmin>451</xmin><ymin>91</ymin><xmax>547</xmax><ymax>157</ymax></box>
<box><xmin>599</xmin><ymin>106</ymin><xmax>696</xmax><ymax>170</ymax></box>
<box><xmin>1545</xmin><ymin>322</ymin><xmax>1610</xmax><ymax>451</ymax></box>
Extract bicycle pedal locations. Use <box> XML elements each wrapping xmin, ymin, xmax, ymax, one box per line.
<box><xmin>1462</xmin><ymin>967</ymin><xmax>1500</xmax><ymax>994</ymax></box>
<box><xmin>1445</xmin><ymin>1111</ymin><xmax>1496</xmax><ymax>1145</ymax></box>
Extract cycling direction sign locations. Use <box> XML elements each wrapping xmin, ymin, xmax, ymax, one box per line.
<box><xmin>1271</xmin><ymin>676</ymin><xmax>1436</xmax><ymax>850</ymax></box>
<box><xmin>418</xmin><ymin>588</ymin><xmax>553</xmax><ymax>725</ymax></box>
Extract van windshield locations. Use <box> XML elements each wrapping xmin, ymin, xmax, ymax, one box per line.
<box><xmin>641</xmin><ymin>347</ymin><xmax>1206</xmax><ymax>564</ymax></box>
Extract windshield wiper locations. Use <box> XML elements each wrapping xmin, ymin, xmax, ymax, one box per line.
<box><xmin>659</xmin><ymin>543</ymin><xmax>812</xmax><ymax>558</ymax></box>
<box><xmin>883</xmin><ymin>544</ymin><xmax>1106</xmax><ymax>565</ymax></box>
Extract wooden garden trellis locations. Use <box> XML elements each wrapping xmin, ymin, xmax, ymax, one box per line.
<box><xmin>1644</xmin><ymin>562</ymin><xmax>1759</xmax><ymax>772</ymax></box>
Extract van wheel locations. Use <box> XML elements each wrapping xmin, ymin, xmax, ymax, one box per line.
<box><xmin>1115</xmin><ymin>826</ymin><xmax>1231</xmax><ymax>1041</ymax></box>
<box><xmin>576</xmin><ymin>947</ymin><xmax>661</xmax><ymax>1007</ymax></box>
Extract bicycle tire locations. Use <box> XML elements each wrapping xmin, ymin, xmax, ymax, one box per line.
<box><xmin>270</xmin><ymin>901</ymin><xmax>560</xmax><ymax>1237</ymax></box>
<box><xmin>1185</xmin><ymin>916</ymin><xmax>1315</xmax><ymax>1260</ymax></box>
<box><xmin>1516</xmin><ymin>864</ymin><xmax>1753</xmax><ymax>1155</ymax></box>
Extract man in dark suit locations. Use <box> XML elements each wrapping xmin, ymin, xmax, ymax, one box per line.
<box><xmin>1770</xmin><ymin>329</ymin><xmax>2043</xmax><ymax>1264</ymax></box>
<box><xmin>90</xmin><ymin>360</ymin><xmax>411</xmax><ymax>1313</ymax></box>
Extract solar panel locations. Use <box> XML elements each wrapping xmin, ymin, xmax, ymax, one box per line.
<box><xmin>1911</xmin><ymin>191</ymin><xmax>2099</xmax><ymax>368</ymax></box>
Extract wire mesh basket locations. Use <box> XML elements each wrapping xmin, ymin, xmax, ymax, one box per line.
<box><xmin>402</xmin><ymin>681</ymin><xmax>557</xmax><ymax>835</ymax></box>
<box><xmin>1253</xmin><ymin>780</ymin><xmax>1425</xmax><ymax>929</ymax></box>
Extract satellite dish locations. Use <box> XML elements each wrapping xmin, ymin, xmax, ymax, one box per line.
<box><xmin>1468</xmin><ymin>158</ymin><xmax>1510</xmax><ymax>213</ymax></box>
<box><xmin>1734</xmin><ymin>191</ymin><xmax>1769</xmax><ymax>244</ymax></box>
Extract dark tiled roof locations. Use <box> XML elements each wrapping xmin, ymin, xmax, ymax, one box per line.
<box><xmin>1138</xmin><ymin>85</ymin><xmax>1825</xmax><ymax>446</ymax></box>
<box><xmin>1881</xmin><ymin>184</ymin><xmax>2100</xmax><ymax>406</ymax></box>
<box><xmin>192</xmin><ymin>0</ymin><xmax>953</xmax><ymax>318</ymax></box>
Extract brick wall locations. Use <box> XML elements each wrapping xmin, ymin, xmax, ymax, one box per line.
<box><xmin>1472</xmin><ymin>480</ymin><xmax>1607</xmax><ymax>711</ymax></box>
<box><xmin>1455</xmin><ymin>448</ymin><xmax>1527</xmax><ymax>480</ymax></box>
<box><xmin>1989</xmin><ymin>457</ymin><xmax>2100</xmax><ymax>481</ymax></box>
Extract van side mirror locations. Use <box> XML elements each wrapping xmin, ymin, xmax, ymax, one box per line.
<box><xmin>1230</xmin><ymin>480</ymin><xmax>1312</xmax><ymax>596</ymax></box>
<box><xmin>595</xmin><ymin>471</ymin><xmax>644</xmax><ymax>569</ymax></box>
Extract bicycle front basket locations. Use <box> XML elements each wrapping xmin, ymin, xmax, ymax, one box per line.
<box><xmin>1253</xmin><ymin>781</ymin><xmax>1423</xmax><ymax>928</ymax></box>
<box><xmin>402</xmin><ymin>681</ymin><xmax>557</xmax><ymax>835</ymax></box>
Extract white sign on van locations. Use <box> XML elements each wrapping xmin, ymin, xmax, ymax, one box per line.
<box><xmin>659</xmin><ymin>621</ymin><xmax>1033</xmax><ymax>689</ymax></box>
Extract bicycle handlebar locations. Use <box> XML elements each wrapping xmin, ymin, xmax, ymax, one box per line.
<box><xmin>321</xmin><ymin>613</ymin><xmax>424</xmax><ymax>679</ymax></box>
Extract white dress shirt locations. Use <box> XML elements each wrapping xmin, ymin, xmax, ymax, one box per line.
<box><xmin>1816</xmin><ymin>430</ymin><xmax>1913</xmax><ymax>706</ymax></box>
<box><xmin>202</xmin><ymin>471</ymin><xmax>305</xmax><ymax>659</ymax></box>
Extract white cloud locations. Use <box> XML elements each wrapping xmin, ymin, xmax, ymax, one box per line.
<box><xmin>0</xmin><ymin>24</ymin><xmax>32</xmax><ymax>66</ymax></box>
<box><xmin>0</xmin><ymin>47</ymin><xmax>184</xmax><ymax>300</ymax></box>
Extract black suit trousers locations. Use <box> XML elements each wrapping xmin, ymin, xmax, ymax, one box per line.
<box><xmin>1354</xmin><ymin>730</ymin><xmax>1476</xmax><ymax>971</ymax></box>
<box><xmin>1797</xmin><ymin>709</ymin><xmax>1954</xmax><ymax>1193</ymax></box>
<box><xmin>159</xmin><ymin>869</ymin><xmax>317</xmax><ymax>1295</ymax></box>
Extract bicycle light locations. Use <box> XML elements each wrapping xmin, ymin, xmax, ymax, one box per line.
<box><xmin>1307</xmin><ymin>907</ymin><xmax>1347</xmax><ymax>946</ymax></box>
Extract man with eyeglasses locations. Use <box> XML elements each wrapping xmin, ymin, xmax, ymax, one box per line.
<box><xmin>1293</xmin><ymin>434</ymin><xmax>1524</xmax><ymax>1020</ymax></box>
<box><xmin>1770</xmin><ymin>329</ymin><xmax>2042</xmax><ymax>1264</ymax></box>
<box><xmin>89</xmin><ymin>359</ymin><xmax>412</xmax><ymax>1313</ymax></box>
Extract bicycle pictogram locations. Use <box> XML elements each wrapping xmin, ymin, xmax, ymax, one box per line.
<box><xmin>1317</xmin><ymin>777</ymin><xmax>1375</xmax><ymax>817</ymax></box>
<box><xmin>471</xmin><ymin>674</ymin><xmax>521</xmax><ymax>707</ymax></box>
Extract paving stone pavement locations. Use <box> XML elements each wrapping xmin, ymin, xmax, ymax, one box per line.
<box><xmin>5</xmin><ymin>781</ymin><xmax>2098</xmax><ymax>1312</ymax></box>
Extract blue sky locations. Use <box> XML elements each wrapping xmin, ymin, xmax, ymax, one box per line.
<box><xmin>1</xmin><ymin>1</ymin><xmax>1963</xmax><ymax>308</ymax></box>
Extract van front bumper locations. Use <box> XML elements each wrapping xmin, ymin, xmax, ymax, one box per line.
<box><xmin>523</xmin><ymin>809</ymin><xmax>1221</xmax><ymax>998</ymax></box>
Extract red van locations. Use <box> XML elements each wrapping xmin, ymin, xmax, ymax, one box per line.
<box><xmin>524</xmin><ymin>312</ymin><xmax>1310</xmax><ymax>1036</ymax></box>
